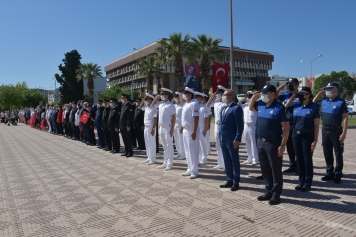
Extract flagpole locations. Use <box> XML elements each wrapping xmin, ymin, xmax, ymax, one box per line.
<box><xmin>230</xmin><ymin>0</ymin><xmax>234</xmax><ymax>90</ymax></box>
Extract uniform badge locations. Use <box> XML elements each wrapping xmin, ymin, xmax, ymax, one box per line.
<box><xmin>333</xmin><ymin>106</ymin><xmax>336</xmax><ymax>109</ymax></box>
<box><xmin>269</xmin><ymin>110</ymin><xmax>273</xmax><ymax>114</ymax></box>
<box><xmin>306</xmin><ymin>111</ymin><xmax>310</xmax><ymax>114</ymax></box>
<box><xmin>130</xmin><ymin>109</ymin><xmax>133</xmax><ymax>111</ymax></box>
<box><xmin>324</xmin><ymin>106</ymin><xmax>326</xmax><ymax>108</ymax></box>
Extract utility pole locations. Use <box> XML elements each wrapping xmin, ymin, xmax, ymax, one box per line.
<box><xmin>230</xmin><ymin>0</ymin><xmax>234</xmax><ymax>90</ymax></box>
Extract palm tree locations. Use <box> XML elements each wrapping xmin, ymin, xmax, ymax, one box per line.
<box><xmin>76</xmin><ymin>63</ymin><xmax>103</xmax><ymax>104</ymax></box>
<box><xmin>191</xmin><ymin>34</ymin><xmax>225</xmax><ymax>94</ymax></box>
<box><xmin>135</xmin><ymin>55</ymin><xmax>163</xmax><ymax>93</ymax></box>
<box><xmin>156</xmin><ymin>33</ymin><xmax>192</xmax><ymax>91</ymax></box>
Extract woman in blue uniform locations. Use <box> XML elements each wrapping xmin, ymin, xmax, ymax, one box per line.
<box><xmin>285</xmin><ymin>86</ymin><xmax>320</xmax><ymax>192</ymax></box>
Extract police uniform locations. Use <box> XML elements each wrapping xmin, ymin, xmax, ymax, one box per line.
<box><xmin>133</xmin><ymin>98</ymin><xmax>146</xmax><ymax>150</ymax></box>
<box><xmin>95</xmin><ymin>100</ymin><xmax>106</xmax><ymax>149</ymax></box>
<box><xmin>120</xmin><ymin>94</ymin><xmax>134</xmax><ymax>157</ymax></box>
<box><xmin>254</xmin><ymin>85</ymin><xmax>288</xmax><ymax>204</ymax></box>
<box><xmin>157</xmin><ymin>88</ymin><xmax>176</xmax><ymax>170</ymax></box>
<box><xmin>278</xmin><ymin>78</ymin><xmax>300</xmax><ymax>173</ymax></box>
<box><xmin>173</xmin><ymin>92</ymin><xmax>186</xmax><ymax>160</ymax></box>
<box><xmin>287</xmin><ymin>87</ymin><xmax>320</xmax><ymax>190</ymax></box>
<box><xmin>142</xmin><ymin>93</ymin><xmax>158</xmax><ymax>164</ymax></box>
<box><xmin>108</xmin><ymin>99</ymin><xmax>120</xmax><ymax>153</ymax></box>
<box><xmin>181</xmin><ymin>87</ymin><xmax>200</xmax><ymax>178</ymax></box>
<box><xmin>317</xmin><ymin>82</ymin><xmax>348</xmax><ymax>183</ymax></box>
<box><xmin>102</xmin><ymin>100</ymin><xmax>112</xmax><ymax>151</ymax></box>
<box><xmin>195</xmin><ymin>92</ymin><xmax>210</xmax><ymax>164</ymax></box>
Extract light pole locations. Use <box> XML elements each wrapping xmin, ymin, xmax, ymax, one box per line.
<box><xmin>229</xmin><ymin>0</ymin><xmax>234</xmax><ymax>90</ymax></box>
<box><xmin>300</xmin><ymin>54</ymin><xmax>322</xmax><ymax>78</ymax></box>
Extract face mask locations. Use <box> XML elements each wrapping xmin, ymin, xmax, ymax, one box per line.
<box><xmin>174</xmin><ymin>98</ymin><xmax>179</xmax><ymax>103</ymax></box>
<box><xmin>246</xmin><ymin>98</ymin><xmax>251</xmax><ymax>104</ymax></box>
<box><xmin>297</xmin><ymin>94</ymin><xmax>306</xmax><ymax>102</ymax></box>
<box><xmin>160</xmin><ymin>95</ymin><xmax>166</xmax><ymax>101</ymax></box>
<box><xmin>288</xmin><ymin>84</ymin><xmax>294</xmax><ymax>91</ymax></box>
<box><xmin>325</xmin><ymin>90</ymin><xmax>333</xmax><ymax>98</ymax></box>
<box><xmin>110</xmin><ymin>103</ymin><xmax>113</xmax><ymax>107</ymax></box>
<box><xmin>97</xmin><ymin>103</ymin><xmax>100</xmax><ymax>107</ymax></box>
<box><xmin>144</xmin><ymin>101</ymin><xmax>149</xmax><ymax>106</ymax></box>
<box><xmin>182</xmin><ymin>94</ymin><xmax>188</xmax><ymax>101</ymax></box>
<box><xmin>80</xmin><ymin>103</ymin><xmax>83</xmax><ymax>106</ymax></box>
<box><xmin>216</xmin><ymin>94</ymin><xmax>222</xmax><ymax>100</ymax></box>
<box><xmin>135</xmin><ymin>102</ymin><xmax>139</xmax><ymax>106</ymax></box>
<box><xmin>261</xmin><ymin>94</ymin><xmax>270</xmax><ymax>103</ymax></box>
<box><xmin>121</xmin><ymin>99</ymin><xmax>125</xmax><ymax>103</ymax></box>
<box><xmin>222</xmin><ymin>95</ymin><xmax>228</xmax><ymax>103</ymax></box>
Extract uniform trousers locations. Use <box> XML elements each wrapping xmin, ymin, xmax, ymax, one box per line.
<box><xmin>174</xmin><ymin>123</ymin><xmax>185</xmax><ymax>157</ymax></box>
<box><xmin>103</xmin><ymin>127</ymin><xmax>112</xmax><ymax>149</ymax></box>
<box><xmin>88</xmin><ymin>126</ymin><xmax>96</xmax><ymax>145</ymax></box>
<box><xmin>131</xmin><ymin>127</ymin><xmax>137</xmax><ymax>148</ymax></box>
<box><xmin>47</xmin><ymin>118</ymin><xmax>51</xmax><ymax>132</ymax></box>
<box><xmin>286</xmin><ymin>124</ymin><xmax>297</xmax><ymax>169</ymax></box>
<box><xmin>144</xmin><ymin>126</ymin><xmax>156</xmax><ymax>163</ymax></box>
<box><xmin>183</xmin><ymin>127</ymin><xmax>199</xmax><ymax>175</ymax></box>
<box><xmin>214</xmin><ymin>124</ymin><xmax>225</xmax><ymax>167</ymax></box>
<box><xmin>198</xmin><ymin>126</ymin><xmax>208</xmax><ymax>163</ymax></box>
<box><xmin>159</xmin><ymin>124</ymin><xmax>174</xmax><ymax>167</ymax></box>
<box><xmin>121</xmin><ymin>128</ymin><xmax>133</xmax><ymax>153</ymax></box>
<box><xmin>205</xmin><ymin>129</ymin><xmax>211</xmax><ymax>155</ymax></box>
<box><xmin>293</xmin><ymin>132</ymin><xmax>314</xmax><ymax>187</ymax></box>
<box><xmin>257</xmin><ymin>137</ymin><xmax>283</xmax><ymax>197</ymax></box>
<box><xmin>220</xmin><ymin>140</ymin><xmax>240</xmax><ymax>185</ymax></box>
<box><xmin>134</xmin><ymin>125</ymin><xmax>145</xmax><ymax>149</ymax></box>
<box><xmin>96</xmin><ymin>124</ymin><xmax>105</xmax><ymax>148</ymax></box>
<box><xmin>109</xmin><ymin>127</ymin><xmax>120</xmax><ymax>151</ymax></box>
<box><xmin>322</xmin><ymin>127</ymin><xmax>344</xmax><ymax>178</ymax></box>
<box><xmin>244</xmin><ymin>124</ymin><xmax>258</xmax><ymax>163</ymax></box>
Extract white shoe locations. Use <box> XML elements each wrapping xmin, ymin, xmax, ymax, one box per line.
<box><xmin>157</xmin><ymin>163</ymin><xmax>167</xmax><ymax>169</ymax></box>
<box><xmin>164</xmin><ymin>166</ymin><xmax>172</xmax><ymax>171</ymax></box>
<box><xmin>199</xmin><ymin>160</ymin><xmax>207</xmax><ymax>165</ymax></box>
<box><xmin>177</xmin><ymin>156</ymin><xmax>186</xmax><ymax>160</ymax></box>
<box><xmin>181</xmin><ymin>172</ymin><xmax>191</xmax><ymax>176</ymax></box>
<box><xmin>143</xmin><ymin>159</ymin><xmax>150</xmax><ymax>163</ymax></box>
<box><xmin>190</xmin><ymin>174</ymin><xmax>198</xmax><ymax>179</ymax></box>
<box><xmin>252</xmin><ymin>162</ymin><xmax>258</xmax><ymax>166</ymax></box>
<box><xmin>174</xmin><ymin>154</ymin><xmax>181</xmax><ymax>159</ymax></box>
<box><xmin>242</xmin><ymin>160</ymin><xmax>253</xmax><ymax>165</ymax></box>
<box><xmin>148</xmin><ymin>162</ymin><xmax>155</xmax><ymax>165</ymax></box>
<box><xmin>213</xmin><ymin>165</ymin><xmax>224</xmax><ymax>170</ymax></box>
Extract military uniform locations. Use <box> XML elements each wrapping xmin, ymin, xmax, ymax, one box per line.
<box><xmin>95</xmin><ymin>101</ymin><xmax>105</xmax><ymax>149</ymax></box>
<box><xmin>133</xmin><ymin>102</ymin><xmax>145</xmax><ymax>150</ymax></box>
<box><xmin>108</xmin><ymin>99</ymin><xmax>120</xmax><ymax>153</ymax></box>
<box><xmin>120</xmin><ymin>97</ymin><xmax>134</xmax><ymax>156</ymax></box>
<box><xmin>102</xmin><ymin>101</ymin><xmax>112</xmax><ymax>151</ymax></box>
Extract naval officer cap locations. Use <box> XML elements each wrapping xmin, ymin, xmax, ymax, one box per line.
<box><xmin>110</xmin><ymin>98</ymin><xmax>118</xmax><ymax>102</ymax></box>
<box><xmin>161</xmin><ymin>88</ymin><xmax>172</xmax><ymax>94</ymax></box>
<box><xmin>174</xmin><ymin>91</ymin><xmax>180</xmax><ymax>97</ymax></box>
<box><xmin>260</xmin><ymin>84</ymin><xmax>277</xmax><ymax>93</ymax></box>
<box><xmin>217</xmin><ymin>85</ymin><xmax>227</xmax><ymax>93</ymax></box>
<box><xmin>104</xmin><ymin>99</ymin><xmax>110</xmax><ymax>102</ymax></box>
<box><xmin>194</xmin><ymin>91</ymin><xmax>203</xmax><ymax>97</ymax></box>
<box><xmin>145</xmin><ymin>93</ymin><xmax>155</xmax><ymax>99</ymax></box>
<box><xmin>183</xmin><ymin>87</ymin><xmax>195</xmax><ymax>94</ymax></box>
<box><xmin>323</xmin><ymin>82</ymin><xmax>339</xmax><ymax>90</ymax></box>
<box><xmin>122</xmin><ymin>94</ymin><xmax>129</xmax><ymax>98</ymax></box>
<box><xmin>247</xmin><ymin>91</ymin><xmax>254</xmax><ymax>95</ymax></box>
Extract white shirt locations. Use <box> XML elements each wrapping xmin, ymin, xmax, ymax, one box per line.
<box><xmin>175</xmin><ymin>104</ymin><xmax>183</xmax><ymax>125</ymax></box>
<box><xmin>142</xmin><ymin>104</ymin><xmax>158</xmax><ymax>126</ymax></box>
<box><xmin>182</xmin><ymin>99</ymin><xmax>199</xmax><ymax>128</ymax></box>
<box><xmin>198</xmin><ymin>104</ymin><xmax>210</xmax><ymax>128</ymax></box>
<box><xmin>158</xmin><ymin>101</ymin><xmax>176</xmax><ymax>125</ymax></box>
<box><xmin>241</xmin><ymin>103</ymin><xmax>257</xmax><ymax>124</ymax></box>
<box><xmin>213</xmin><ymin>100</ymin><xmax>224</xmax><ymax>123</ymax></box>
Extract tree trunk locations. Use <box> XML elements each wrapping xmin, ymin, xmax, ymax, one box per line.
<box><xmin>200</xmin><ymin>54</ymin><xmax>211</xmax><ymax>95</ymax></box>
<box><xmin>174</xmin><ymin>55</ymin><xmax>185</xmax><ymax>91</ymax></box>
<box><xmin>87</xmin><ymin>77</ymin><xmax>94</xmax><ymax>104</ymax></box>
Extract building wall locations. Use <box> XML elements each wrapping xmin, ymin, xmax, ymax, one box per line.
<box><xmin>83</xmin><ymin>77</ymin><xmax>107</xmax><ymax>103</ymax></box>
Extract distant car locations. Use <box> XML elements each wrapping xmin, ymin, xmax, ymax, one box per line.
<box><xmin>236</xmin><ymin>94</ymin><xmax>246</xmax><ymax>103</ymax></box>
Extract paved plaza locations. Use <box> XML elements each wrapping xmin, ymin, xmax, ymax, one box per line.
<box><xmin>0</xmin><ymin>124</ymin><xmax>355</xmax><ymax>237</ymax></box>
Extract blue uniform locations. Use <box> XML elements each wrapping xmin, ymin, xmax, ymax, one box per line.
<box><xmin>317</xmin><ymin>96</ymin><xmax>348</xmax><ymax>178</ymax></box>
<box><xmin>288</xmin><ymin>102</ymin><xmax>320</xmax><ymax>188</ymax></box>
<box><xmin>95</xmin><ymin>106</ymin><xmax>105</xmax><ymax>148</ymax></box>
<box><xmin>278</xmin><ymin>91</ymin><xmax>300</xmax><ymax>170</ymax></box>
<box><xmin>255</xmin><ymin>100</ymin><xmax>288</xmax><ymax>197</ymax></box>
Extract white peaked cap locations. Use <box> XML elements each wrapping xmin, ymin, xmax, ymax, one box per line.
<box><xmin>145</xmin><ymin>93</ymin><xmax>155</xmax><ymax>99</ymax></box>
<box><xmin>183</xmin><ymin>87</ymin><xmax>195</xmax><ymax>94</ymax></box>
<box><xmin>217</xmin><ymin>85</ymin><xmax>227</xmax><ymax>91</ymax></box>
<box><xmin>161</xmin><ymin>88</ymin><xmax>172</xmax><ymax>93</ymax></box>
<box><xmin>175</xmin><ymin>91</ymin><xmax>180</xmax><ymax>96</ymax></box>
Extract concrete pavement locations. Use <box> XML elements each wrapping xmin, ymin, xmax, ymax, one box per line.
<box><xmin>0</xmin><ymin>123</ymin><xmax>355</xmax><ymax>236</ymax></box>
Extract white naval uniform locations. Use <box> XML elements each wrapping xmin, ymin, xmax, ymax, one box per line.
<box><xmin>182</xmin><ymin>99</ymin><xmax>200</xmax><ymax>175</ymax></box>
<box><xmin>241</xmin><ymin>103</ymin><xmax>258</xmax><ymax>163</ymax></box>
<box><xmin>213</xmin><ymin>100</ymin><xmax>225</xmax><ymax>167</ymax></box>
<box><xmin>142</xmin><ymin>104</ymin><xmax>158</xmax><ymax>163</ymax></box>
<box><xmin>205</xmin><ymin>104</ymin><xmax>213</xmax><ymax>155</ymax></box>
<box><xmin>198</xmin><ymin>103</ymin><xmax>210</xmax><ymax>163</ymax></box>
<box><xmin>158</xmin><ymin>101</ymin><xmax>176</xmax><ymax>168</ymax></box>
<box><xmin>174</xmin><ymin>104</ymin><xmax>185</xmax><ymax>158</ymax></box>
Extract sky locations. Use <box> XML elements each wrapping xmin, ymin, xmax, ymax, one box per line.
<box><xmin>0</xmin><ymin>0</ymin><xmax>355</xmax><ymax>89</ymax></box>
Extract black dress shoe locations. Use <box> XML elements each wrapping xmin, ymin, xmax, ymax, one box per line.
<box><xmin>255</xmin><ymin>175</ymin><xmax>264</xmax><ymax>180</ymax></box>
<box><xmin>301</xmin><ymin>186</ymin><xmax>311</xmax><ymax>192</ymax></box>
<box><xmin>219</xmin><ymin>182</ymin><xmax>233</xmax><ymax>188</ymax></box>
<box><xmin>126</xmin><ymin>153</ymin><xmax>133</xmax><ymax>158</ymax></box>
<box><xmin>295</xmin><ymin>185</ymin><xmax>302</xmax><ymax>190</ymax></box>
<box><xmin>121</xmin><ymin>153</ymin><xmax>128</xmax><ymax>156</ymax></box>
<box><xmin>321</xmin><ymin>174</ymin><xmax>335</xmax><ymax>181</ymax></box>
<box><xmin>283</xmin><ymin>167</ymin><xmax>296</xmax><ymax>173</ymax></box>
<box><xmin>268</xmin><ymin>196</ymin><xmax>281</xmax><ymax>205</ymax></box>
<box><xmin>257</xmin><ymin>192</ymin><xmax>273</xmax><ymax>201</ymax></box>
<box><xmin>334</xmin><ymin>177</ymin><xmax>341</xmax><ymax>184</ymax></box>
<box><xmin>231</xmin><ymin>184</ymin><xmax>239</xmax><ymax>191</ymax></box>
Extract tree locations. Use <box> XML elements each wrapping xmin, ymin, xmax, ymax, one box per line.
<box><xmin>55</xmin><ymin>50</ymin><xmax>83</xmax><ymax>103</ymax></box>
<box><xmin>156</xmin><ymin>33</ymin><xmax>192</xmax><ymax>91</ymax></box>
<box><xmin>99</xmin><ymin>85</ymin><xmax>141</xmax><ymax>101</ymax></box>
<box><xmin>191</xmin><ymin>34</ymin><xmax>225</xmax><ymax>94</ymax></box>
<box><xmin>135</xmin><ymin>55</ymin><xmax>163</xmax><ymax>93</ymax></box>
<box><xmin>313</xmin><ymin>71</ymin><xmax>356</xmax><ymax>99</ymax></box>
<box><xmin>23</xmin><ymin>89</ymin><xmax>45</xmax><ymax>107</ymax></box>
<box><xmin>76</xmin><ymin>63</ymin><xmax>103</xmax><ymax>104</ymax></box>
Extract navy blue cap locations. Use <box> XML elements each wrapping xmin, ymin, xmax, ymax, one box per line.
<box><xmin>297</xmin><ymin>86</ymin><xmax>312</xmax><ymax>94</ymax></box>
<box><xmin>261</xmin><ymin>84</ymin><xmax>277</xmax><ymax>93</ymax></box>
<box><xmin>286</xmin><ymin>78</ymin><xmax>299</xmax><ymax>84</ymax></box>
<box><xmin>323</xmin><ymin>82</ymin><xmax>339</xmax><ymax>90</ymax></box>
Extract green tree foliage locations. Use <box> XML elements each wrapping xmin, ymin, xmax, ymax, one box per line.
<box><xmin>99</xmin><ymin>85</ymin><xmax>141</xmax><ymax>101</ymax></box>
<box><xmin>135</xmin><ymin>55</ymin><xmax>163</xmax><ymax>93</ymax></box>
<box><xmin>23</xmin><ymin>89</ymin><xmax>46</xmax><ymax>107</ymax></box>
<box><xmin>76</xmin><ymin>63</ymin><xmax>103</xmax><ymax>104</ymax></box>
<box><xmin>55</xmin><ymin>50</ymin><xmax>83</xmax><ymax>103</ymax></box>
<box><xmin>313</xmin><ymin>71</ymin><xmax>356</xmax><ymax>99</ymax></box>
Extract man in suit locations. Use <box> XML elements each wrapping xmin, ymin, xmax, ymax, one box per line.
<box><xmin>133</xmin><ymin>98</ymin><xmax>146</xmax><ymax>150</ymax></box>
<box><xmin>219</xmin><ymin>89</ymin><xmax>244</xmax><ymax>191</ymax></box>
<box><xmin>87</xmin><ymin>104</ymin><xmax>96</xmax><ymax>146</ymax></box>
<box><xmin>95</xmin><ymin>99</ymin><xmax>105</xmax><ymax>149</ymax></box>
<box><xmin>120</xmin><ymin>94</ymin><xmax>134</xmax><ymax>157</ymax></box>
<box><xmin>108</xmin><ymin>98</ymin><xmax>120</xmax><ymax>153</ymax></box>
<box><xmin>184</xmin><ymin>65</ymin><xmax>200</xmax><ymax>92</ymax></box>
<box><xmin>102</xmin><ymin>99</ymin><xmax>112</xmax><ymax>151</ymax></box>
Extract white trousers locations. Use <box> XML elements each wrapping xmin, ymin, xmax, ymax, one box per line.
<box><xmin>159</xmin><ymin>125</ymin><xmax>174</xmax><ymax>167</ymax></box>
<box><xmin>205</xmin><ymin>129</ymin><xmax>211</xmax><ymax>155</ymax></box>
<box><xmin>47</xmin><ymin>118</ymin><xmax>51</xmax><ymax>132</ymax></box>
<box><xmin>198</xmin><ymin>126</ymin><xmax>208</xmax><ymax>163</ymax></box>
<box><xmin>244</xmin><ymin>125</ymin><xmax>258</xmax><ymax>163</ymax></box>
<box><xmin>174</xmin><ymin>123</ymin><xmax>185</xmax><ymax>157</ymax></box>
<box><xmin>183</xmin><ymin>127</ymin><xmax>199</xmax><ymax>175</ymax></box>
<box><xmin>214</xmin><ymin>124</ymin><xmax>225</xmax><ymax>167</ymax></box>
<box><xmin>144</xmin><ymin>126</ymin><xmax>156</xmax><ymax>163</ymax></box>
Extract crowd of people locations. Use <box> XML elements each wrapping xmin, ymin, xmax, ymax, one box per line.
<box><xmin>4</xmin><ymin>80</ymin><xmax>349</xmax><ymax>205</ymax></box>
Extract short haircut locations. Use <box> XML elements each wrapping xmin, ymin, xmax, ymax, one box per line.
<box><xmin>224</xmin><ymin>89</ymin><xmax>235</xmax><ymax>97</ymax></box>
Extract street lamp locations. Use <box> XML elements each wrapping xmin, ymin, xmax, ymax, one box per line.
<box><xmin>300</xmin><ymin>54</ymin><xmax>322</xmax><ymax>78</ymax></box>
<box><xmin>229</xmin><ymin>0</ymin><xmax>234</xmax><ymax>90</ymax></box>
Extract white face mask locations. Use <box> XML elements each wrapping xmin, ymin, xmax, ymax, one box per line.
<box><xmin>110</xmin><ymin>103</ymin><xmax>113</xmax><ymax>107</ymax></box>
<box><xmin>121</xmin><ymin>99</ymin><xmax>125</xmax><ymax>104</ymax></box>
<box><xmin>325</xmin><ymin>90</ymin><xmax>333</xmax><ymax>98</ymax></box>
<box><xmin>160</xmin><ymin>95</ymin><xmax>166</xmax><ymax>101</ymax></box>
<box><xmin>174</xmin><ymin>98</ymin><xmax>179</xmax><ymax>103</ymax></box>
<box><xmin>182</xmin><ymin>94</ymin><xmax>188</xmax><ymax>101</ymax></box>
<box><xmin>216</xmin><ymin>94</ymin><xmax>222</xmax><ymax>100</ymax></box>
<box><xmin>246</xmin><ymin>98</ymin><xmax>251</xmax><ymax>104</ymax></box>
<box><xmin>144</xmin><ymin>101</ymin><xmax>149</xmax><ymax>106</ymax></box>
<box><xmin>222</xmin><ymin>95</ymin><xmax>228</xmax><ymax>103</ymax></box>
<box><xmin>261</xmin><ymin>94</ymin><xmax>270</xmax><ymax>103</ymax></box>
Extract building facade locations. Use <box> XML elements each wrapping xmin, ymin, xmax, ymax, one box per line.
<box><xmin>82</xmin><ymin>77</ymin><xmax>107</xmax><ymax>103</ymax></box>
<box><xmin>105</xmin><ymin>39</ymin><xmax>274</xmax><ymax>95</ymax></box>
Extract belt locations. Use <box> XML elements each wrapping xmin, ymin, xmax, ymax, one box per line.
<box><xmin>294</xmin><ymin>130</ymin><xmax>313</xmax><ymax>135</ymax></box>
<box><xmin>258</xmin><ymin>136</ymin><xmax>280</xmax><ymax>142</ymax></box>
<box><xmin>245</xmin><ymin>122</ymin><xmax>255</xmax><ymax>127</ymax></box>
<box><xmin>159</xmin><ymin>124</ymin><xmax>171</xmax><ymax>128</ymax></box>
<box><xmin>323</xmin><ymin>126</ymin><xmax>341</xmax><ymax>131</ymax></box>
<box><xmin>183</xmin><ymin>125</ymin><xmax>191</xmax><ymax>129</ymax></box>
<box><xmin>215</xmin><ymin>121</ymin><xmax>220</xmax><ymax>125</ymax></box>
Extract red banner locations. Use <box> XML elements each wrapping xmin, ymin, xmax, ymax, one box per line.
<box><xmin>212</xmin><ymin>62</ymin><xmax>229</xmax><ymax>92</ymax></box>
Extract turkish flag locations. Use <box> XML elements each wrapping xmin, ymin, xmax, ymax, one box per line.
<box><xmin>212</xmin><ymin>62</ymin><xmax>229</xmax><ymax>92</ymax></box>
<box><xmin>308</xmin><ymin>77</ymin><xmax>314</xmax><ymax>88</ymax></box>
<box><xmin>80</xmin><ymin>111</ymin><xmax>90</xmax><ymax>124</ymax></box>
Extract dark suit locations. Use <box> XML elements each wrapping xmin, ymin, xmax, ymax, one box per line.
<box><xmin>108</xmin><ymin>105</ymin><xmax>120</xmax><ymax>152</ymax></box>
<box><xmin>133</xmin><ymin>107</ymin><xmax>145</xmax><ymax>150</ymax></box>
<box><xmin>120</xmin><ymin>102</ymin><xmax>134</xmax><ymax>154</ymax></box>
<box><xmin>102</xmin><ymin>106</ymin><xmax>112</xmax><ymax>150</ymax></box>
<box><xmin>219</xmin><ymin>102</ymin><xmax>244</xmax><ymax>185</ymax></box>
<box><xmin>87</xmin><ymin>108</ymin><xmax>96</xmax><ymax>145</ymax></box>
<box><xmin>95</xmin><ymin>106</ymin><xmax>105</xmax><ymax>148</ymax></box>
<box><xmin>184</xmin><ymin>75</ymin><xmax>200</xmax><ymax>91</ymax></box>
<box><xmin>131</xmin><ymin>104</ymin><xmax>137</xmax><ymax>148</ymax></box>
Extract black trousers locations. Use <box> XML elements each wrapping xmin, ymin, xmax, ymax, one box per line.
<box><xmin>88</xmin><ymin>126</ymin><xmax>96</xmax><ymax>145</ymax></box>
<box><xmin>135</xmin><ymin>125</ymin><xmax>145</xmax><ymax>149</ymax></box>
<box><xmin>322</xmin><ymin>127</ymin><xmax>344</xmax><ymax>178</ymax></box>
<box><xmin>103</xmin><ymin>127</ymin><xmax>112</xmax><ymax>149</ymax></box>
<box><xmin>257</xmin><ymin>137</ymin><xmax>283</xmax><ymax>197</ymax></box>
<box><xmin>110</xmin><ymin>127</ymin><xmax>120</xmax><ymax>151</ymax></box>
<box><xmin>286</xmin><ymin>125</ymin><xmax>296</xmax><ymax>169</ymax></box>
<box><xmin>58</xmin><ymin>123</ymin><xmax>63</xmax><ymax>135</ymax></box>
<box><xmin>131</xmin><ymin>127</ymin><xmax>137</xmax><ymax>147</ymax></box>
<box><xmin>121</xmin><ymin>128</ymin><xmax>133</xmax><ymax>153</ymax></box>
